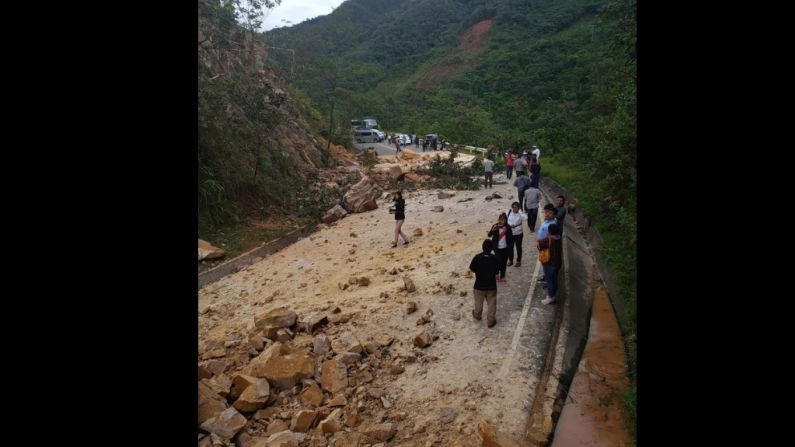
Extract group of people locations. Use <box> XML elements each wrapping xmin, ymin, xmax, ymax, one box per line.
<box><xmin>471</xmin><ymin>194</ymin><xmax>567</xmax><ymax>326</ymax></box>
<box><xmin>482</xmin><ymin>146</ymin><xmax>541</xmax><ymax>194</ymax></box>
<box><xmin>388</xmin><ymin>181</ymin><xmax>567</xmax><ymax>329</ymax></box>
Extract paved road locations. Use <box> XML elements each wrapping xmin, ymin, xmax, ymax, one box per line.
<box><xmin>353</xmin><ymin>141</ymin><xmax>449</xmax><ymax>156</ymax></box>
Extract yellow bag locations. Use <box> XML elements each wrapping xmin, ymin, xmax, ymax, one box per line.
<box><xmin>538</xmin><ymin>247</ymin><xmax>550</xmax><ymax>263</ymax></box>
<box><xmin>538</xmin><ymin>236</ymin><xmax>551</xmax><ymax>263</ymax></box>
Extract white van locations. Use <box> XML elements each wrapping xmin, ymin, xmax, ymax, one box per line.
<box><xmin>354</xmin><ymin>129</ymin><xmax>380</xmax><ymax>143</ymax></box>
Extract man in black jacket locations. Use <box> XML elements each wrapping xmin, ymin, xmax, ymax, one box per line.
<box><xmin>469</xmin><ymin>239</ymin><xmax>499</xmax><ymax>328</ymax></box>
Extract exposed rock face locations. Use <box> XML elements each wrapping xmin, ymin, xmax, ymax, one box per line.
<box><xmin>344</xmin><ymin>176</ymin><xmax>379</xmax><ymax>213</ymax></box>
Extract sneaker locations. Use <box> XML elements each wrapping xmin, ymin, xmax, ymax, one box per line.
<box><xmin>472</xmin><ymin>310</ymin><xmax>482</xmax><ymax>321</ymax></box>
<box><xmin>506</xmin><ymin>260</ymin><xmax>513</xmax><ymax>267</ymax></box>
<box><xmin>403</xmin><ymin>241</ymin><xmax>410</xmax><ymax>245</ymax></box>
<box><xmin>515</xmin><ymin>261</ymin><xmax>521</xmax><ymax>267</ymax></box>
<box><xmin>487</xmin><ymin>320</ymin><xmax>497</xmax><ymax>328</ymax></box>
<box><xmin>541</xmin><ymin>296</ymin><xmax>557</xmax><ymax>305</ymax></box>
<box><xmin>538</xmin><ymin>276</ymin><xmax>545</xmax><ymax>282</ymax></box>
<box><xmin>390</xmin><ymin>243</ymin><xmax>398</xmax><ymax>248</ymax></box>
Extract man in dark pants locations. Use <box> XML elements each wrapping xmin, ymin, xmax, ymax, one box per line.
<box><xmin>555</xmin><ymin>195</ymin><xmax>567</xmax><ymax>234</ymax></box>
<box><xmin>469</xmin><ymin>239</ymin><xmax>499</xmax><ymax>328</ymax></box>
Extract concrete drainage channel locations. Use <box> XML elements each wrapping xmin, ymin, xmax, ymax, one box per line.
<box><xmin>521</xmin><ymin>180</ymin><xmax>606</xmax><ymax>445</ymax></box>
<box><xmin>198</xmin><ymin>226</ymin><xmax>316</xmax><ymax>289</ymax></box>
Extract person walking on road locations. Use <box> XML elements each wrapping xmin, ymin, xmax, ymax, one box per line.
<box><xmin>389</xmin><ymin>191</ymin><xmax>410</xmax><ymax>248</ymax></box>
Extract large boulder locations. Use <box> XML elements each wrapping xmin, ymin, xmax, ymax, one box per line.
<box><xmin>198</xmin><ymin>239</ymin><xmax>224</xmax><ymax>261</ymax></box>
<box><xmin>343</xmin><ymin>176</ymin><xmax>379</xmax><ymax>213</ymax></box>
<box><xmin>254</xmin><ymin>348</ymin><xmax>315</xmax><ymax>390</ymax></box>
<box><xmin>386</xmin><ymin>164</ymin><xmax>405</xmax><ymax>181</ymax></box>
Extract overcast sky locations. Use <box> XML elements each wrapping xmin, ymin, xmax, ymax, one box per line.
<box><xmin>261</xmin><ymin>0</ymin><xmax>347</xmax><ymax>31</ymax></box>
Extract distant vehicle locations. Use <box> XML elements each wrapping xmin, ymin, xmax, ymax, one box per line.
<box><xmin>372</xmin><ymin>129</ymin><xmax>386</xmax><ymax>141</ymax></box>
<box><xmin>397</xmin><ymin>134</ymin><xmax>411</xmax><ymax>145</ymax></box>
<box><xmin>350</xmin><ymin>119</ymin><xmax>362</xmax><ymax>127</ymax></box>
<box><xmin>354</xmin><ymin>129</ymin><xmax>380</xmax><ymax>143</ymax></box>
<box><xmin>363</xmin><ymin>118</ymin><xmax>379</xmax><ymax>129</ymax></box>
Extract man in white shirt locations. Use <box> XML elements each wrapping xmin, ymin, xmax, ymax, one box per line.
<box><xmin>531</xmin><ymin>145</ymin><xmax>541</xmax><ymax>162</ymax></box>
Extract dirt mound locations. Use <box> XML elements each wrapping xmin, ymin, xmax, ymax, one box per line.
<box><xmin>418</xmin><ymin>19</ymin><xmax>493</xmax><ymax>92</ymax></box>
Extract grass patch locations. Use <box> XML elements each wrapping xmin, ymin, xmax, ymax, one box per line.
<box><xmin>198</xmin><ymin>220</ymin><xmax>303</xmax><ymax>273</ymax></box>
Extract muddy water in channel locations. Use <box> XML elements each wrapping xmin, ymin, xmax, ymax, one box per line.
<box><xmin>551</xmin><ymin>286</ymin><xmax>633</xmax><ymax>447</ymax></box>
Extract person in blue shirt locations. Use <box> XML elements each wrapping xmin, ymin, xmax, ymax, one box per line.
<box><xmin>536</xmin><ymin>204</ymin><xmax>557</xmax><ymax>283</ymax></box>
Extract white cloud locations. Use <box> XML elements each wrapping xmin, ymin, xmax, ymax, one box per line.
<box><xmin>261</xmin><ymin>0</ymin><xmax>346</xmax><ymax>31</ymax></box>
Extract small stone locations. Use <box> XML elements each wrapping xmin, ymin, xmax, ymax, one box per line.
<box><xmin>406</xmin><ymin>302</ymin><xmax>417</xmax><ymax>314</ymax></box>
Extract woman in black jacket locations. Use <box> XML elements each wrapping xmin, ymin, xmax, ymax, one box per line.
<box><xmin>390</xmin><ymin>191</ymin><xmax>410</xmax><ymax>248</ymax></box>
<box><xmin>488</xmin><ymin>212</ymin><xmax>513</xmax><ymax>282</ymax></box>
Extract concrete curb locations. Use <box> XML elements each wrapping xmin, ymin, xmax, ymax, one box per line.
<box><xmin>198</xmin><ymin>225</ymin><xmax>316</xmax><ymax>289</ymax></box>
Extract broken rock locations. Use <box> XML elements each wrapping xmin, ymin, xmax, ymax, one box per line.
<box><xmin>290</xmin><ymin>409</ymin><xmax>317</xmax><ymax>433</ymax></box>
<box><xmin>413</xmin><ymin>331</ymin><xmax>432</xmax><ymax>348</ymax></box>
<box><xmin>362</xmin><ymin>423</ymin><xmax>397</xmax><ymax>443</ymax></box>
<box><xmin>406</xmin><ymin>301</ymin><xmax>417</xmax><ymax>314</ymax></box>
<box><xmin>255</xmin><ymin>349</ymin><xmax>315</xmax><ymax>390</ymax></box>
<box><xmin>343</xmin><ymin>176</ymin><xmax>379</xmax><ymax>213</ymax></box>
<box><xmin>299</xmin><ymin>383</ymin><xmax>324</xmax><ymax>407</ymax></box>
<box><xmin>254</xmin><ymin>308</ymin><xmax>297</xmax><ymax>331</ymax></box>
<box><xmin>312</xmin><ymin>334</ymin><xmax>330</xmax><ymax>356</ymax></box>
<box><xmin>321</xmin><ymin>204</ymin><xmax>347</xmax><ymax>224</ymax></box>
<box><xmin>320</xmin><ymin>359</ymin><xmax>348</xmax><ymax>393</ymax></box>
<box><xmin>403</xmin><ymin>276</ymin><xmax>417</xmax><ymax>293</ymax></box>
<box><xmin>233</xmin><ymin>378</ymin><xmax>271</xmax><ymax>413</ymax></box>
<box><xmin>199</xmin><ymin>239</ymin><xmax>225</xmax><ymax>260</ymax></box>
<box><xmin>199</xmin><ymin>407</ymin><xmax>247</xmax><ymax>439</ymax></box>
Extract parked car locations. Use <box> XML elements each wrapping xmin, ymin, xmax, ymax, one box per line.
<box><xmin>354</xmin><ymin>129</ymin><xmax>380</xmax><ymax>143</ymax></box>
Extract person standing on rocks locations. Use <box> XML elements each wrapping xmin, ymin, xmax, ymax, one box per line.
<box><xmin>469</xmin><ymin>239</ymin><xmax>499</xmax><ymax>328</ymax></box>
<box><xmin>482</xmin><ymin>156</ymin><xmax>495</xmax><ymax>188</ymax></box>
<box><xmin>538</xmin><ymin>223</ymin><xmax>563</xmax><ymax>304</ymax></box>
<box><xmin>488</xmin><ymin>212</ymin><xmax>512</xmax><ymax>282</ymax></box>
<box><xmin>390</xmin><ymin>191</ymin><xmax>410</xmax><ymax>248</ymax></box>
